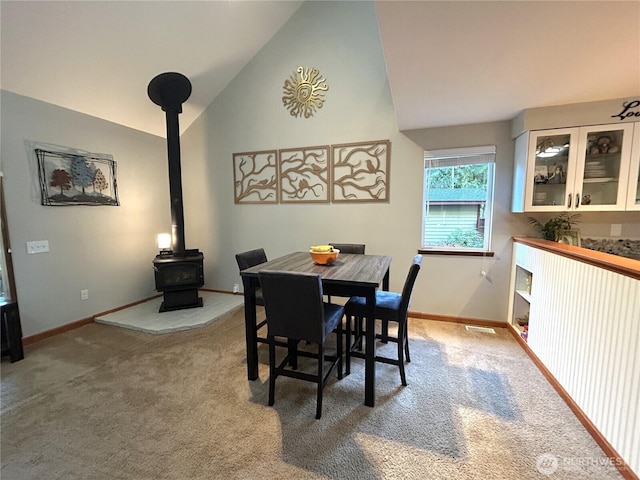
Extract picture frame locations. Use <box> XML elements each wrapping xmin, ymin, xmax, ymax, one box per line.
<box><xmin>559</xmin><ymin>229</ymin><xmax>581</xmax><ymax>247</ymax></box>
<box><xmin>36</xmin><ymin>148</ymin><xmax>119</xmax><ymax>206</ymax></box>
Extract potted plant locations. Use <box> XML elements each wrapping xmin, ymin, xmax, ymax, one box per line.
<box><xmin>527</xmin><ymin>213</ymin><xmax>581</xmax><ymax>241</ymax></box>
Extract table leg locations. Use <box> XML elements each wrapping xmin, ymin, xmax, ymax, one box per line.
<box><xmin>381</xmin><ymin>269</ymin><xmax>390</xmax><ymax>342</ymax></box>
<box><xmin>242</xmin><ymin>277</ymin><xmax>259</xmax><ymax>380</ymax></box>
<box><xmin>364</xmin><ymin>288</ymin><xmax>376</xmax><ymax>407</ymax></box>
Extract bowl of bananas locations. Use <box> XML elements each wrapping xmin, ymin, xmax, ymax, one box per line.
<box><xmin>309</xmin><ymin>245</ymin><xmax>340</xmax><ymax>265</ymax></box>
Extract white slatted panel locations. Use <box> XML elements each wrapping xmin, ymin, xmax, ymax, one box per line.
<box><xmin>523</xmin><ymin>245</ymin><xmax>640</xmax><ymax>474</ymax></box>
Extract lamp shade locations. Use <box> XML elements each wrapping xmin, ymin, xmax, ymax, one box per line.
<box><xmin>157</xmin><ymin>233</ymin><xmax>171</xmax><ymax>250</ymax></box>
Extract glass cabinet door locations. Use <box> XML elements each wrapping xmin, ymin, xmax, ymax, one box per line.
<box><xmin>626</xmin><ymin>123</ymin><xmax>640</xmax><ymax>210</ymax></box>
<box><xmin>526</xmin><ymin>128</ymin><xmax>578</xmax><ymax>211</ymax></box>
<box><xmin>575</xmin><ymin>123</ymin><xmax>633</xmax><ymax>211</ymax></box>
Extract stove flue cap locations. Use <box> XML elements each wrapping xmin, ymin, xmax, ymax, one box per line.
<box><xmin>148</xmin><ymin>72</ymin><xmax>192</xmax><ymax>113</ymax></box>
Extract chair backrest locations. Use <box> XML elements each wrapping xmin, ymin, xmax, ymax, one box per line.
<box><xmin>235</xmin><ymin>248</ymin><xmax>268</xmax><ymax>271</ymax></box>
<box><xmin>258</xmin><ymin>270</ymin><xmax>326</xmax><ymax>343</ymax></box>
<box><xmin>328</xmin><ymin>243</ymin><xmax>366</xmax><ymax>254</ymax></box>
<box><xmin>398</xmin><ymin>255</ymin><xmax>423</xmax><ymax>318</ymax></box>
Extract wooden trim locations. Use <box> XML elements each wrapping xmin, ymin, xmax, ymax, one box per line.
<box><xmin>23</xmin><ymin>317</ymin><xmax>94</xmax><ymax>345</ymax></box>
<box><xmin>22</xmin><ymin>290</ymin><xmax>246</xmax><ymax>345</ymax></box>
<box><xmin>507</xmin><ymin>324</ymin><xmax>639</xmax><ymax>480</ymax></box>
<box><xmin>418</xmin><ymin>249</ymin><xmax>495</xmax><ymax>257</ymax></box>
<box><xmin>513</xmin><ymin>236</ymin><xmax>640</xmax><ymax>280</ymax></box>
<box><xmin>200</xmin><ymin>288</ymin><xmax>235</xmax><ymax>294</ymax></box>
<box><xmin>409</xmin><ymin>311</ymin><xmax>506</xmax><ymax>329</ymax></box>
<box><xmin>22</xmin><ymin>294</ymin><xmax>162</xmax><ymax>345</ymax></box>
<box><xmin>92</xmin><ymin>294</ymin><xmax>162</xmax><ymax>317</ymax></box>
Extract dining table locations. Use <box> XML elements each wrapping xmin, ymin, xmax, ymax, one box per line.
<box><xmin>240</xmin><ymin>251</ymin><xmax>392</xmax><ymax>407</ymax></box>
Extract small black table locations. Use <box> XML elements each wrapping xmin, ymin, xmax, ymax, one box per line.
<box><xmin>240</xmin><ymin>251</ymin><xmax>391</xmax><ymax>407</ymax></box>
<box><xmin>1</xmin><ymin>301</ymin><xmax>24</xmax><ymax>363</ymax></box>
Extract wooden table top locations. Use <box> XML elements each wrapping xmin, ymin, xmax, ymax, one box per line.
<box><xmin>240</xmin><ymin>251</ymin><xmax>392</xmax><ymax>287</ymax></box>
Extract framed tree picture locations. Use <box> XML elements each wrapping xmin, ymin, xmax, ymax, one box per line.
<box><xmin>233</xmin><ymin>150</ymin><xmax>278</xmax><ymax>204</ymax></box>
<box><xmin>331</xmin><ymin>140</ymin><xmax>390</xmax><ymax>202</ymax></box>
<box><xmin>278</xmin><ymin>146</ymin><xmax>330</xmax><ymax>203</ymax></box>
<box><xmin>36</xmin><ymin>149</ymin><xmax>119</xmax><ymax>206</ymax></box>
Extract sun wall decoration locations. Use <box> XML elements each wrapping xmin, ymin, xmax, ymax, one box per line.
<box><xmin>282</xmin><ymin>66</ymin><xmax>328</xmax><ymax>118</ymax></box>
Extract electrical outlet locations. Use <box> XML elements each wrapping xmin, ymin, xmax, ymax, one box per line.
<box><xmin>26</xmin><ymin>240</ymin><xmax>50</xmax><ymax>254</ymax></box>
<box><xmin>81</xmin><ymin>289</ymin><xmax>89</xmax><ymax>301</ymax></box>
<box><xmin>233</xmin><ymin>283</ymin><xmax>240</xmax><ymax>294</ymax></box>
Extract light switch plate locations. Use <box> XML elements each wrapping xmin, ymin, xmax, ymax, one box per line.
<box><xmin>26</xmin><ymin>240</ymin><xmax>50</xmax><ymax>254</ymax></box>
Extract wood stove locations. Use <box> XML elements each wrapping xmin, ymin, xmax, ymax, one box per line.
<box><xmin>148</xmin><ymin>72</ymin><xmax>204</xmax><ymax>312</ymax></box>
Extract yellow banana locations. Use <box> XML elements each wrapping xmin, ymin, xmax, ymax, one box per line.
<box><xmin>310</xmin><ymin>245</ymin><xmax>333</xmax><ymax>253</ymax></box>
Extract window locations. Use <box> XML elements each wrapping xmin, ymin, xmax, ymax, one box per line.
<box><xmin>421</xmin><ymin>146</ymin><xmax>496</xmax><ymax>254</ymax></box>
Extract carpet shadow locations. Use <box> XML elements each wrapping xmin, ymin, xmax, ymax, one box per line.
<box><xmin>248</xmin><ymin>335</ymin><xmax>507</xmax><ymax>478</ymax></box>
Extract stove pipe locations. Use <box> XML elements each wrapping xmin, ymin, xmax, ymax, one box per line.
<box><xmin>147</xmin><ymin>72</ymin><xmax>192</xmax><ymax>256</ymax></box>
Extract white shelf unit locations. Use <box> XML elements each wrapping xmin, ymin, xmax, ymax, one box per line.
<box><xmin>510</xmin><ymin>264</ymin><xmax>532</xmax><ymax>339</ymax></box>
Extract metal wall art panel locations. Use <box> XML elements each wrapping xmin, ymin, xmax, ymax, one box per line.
<box><xmin>233</xmin><ymin>150</ymin><xmax>278</xmax><ymax>204</ymax></box>
<box><xmin>331</xmin><ymin>140</ymin><xmax>390</xmax><ymax>202</ymax></box>
<box><xmin>278</xmin><ymin>146</ymin><xmax>330</xmax><ymax>203</ymax></box>
<box><xmin>282</xmin><ymin>66</ymin><xmax>329</xmax><ymax>119</ymax></box>
<box><xmin>36</xmin><ymin>148</ymin><xmax>119</xmax><ymax>206</ymax></box>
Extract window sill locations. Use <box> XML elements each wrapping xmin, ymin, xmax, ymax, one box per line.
<box><xmin>418</xmin><ymin>249</ymin><xmax>495</xmax><ymax>257</ymax></box>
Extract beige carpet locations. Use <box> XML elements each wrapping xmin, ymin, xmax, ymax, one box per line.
<box><xmin>0</xmin><ymin>309</ymin><xmax>625</xmax><ymax>480</ymax></box>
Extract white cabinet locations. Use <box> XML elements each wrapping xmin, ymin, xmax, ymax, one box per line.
<box><xmin>512</xmin><ymin>122</ymin><xmax>637</xmax><ymax>212</ymax></box>
<box><xmin>626</xmin><ymin>123</ymin><xmax>640</xmax><ymax>210</ymax></box>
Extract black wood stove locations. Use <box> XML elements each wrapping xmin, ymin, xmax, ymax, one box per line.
<box><xmin>148</xmin><ymin>72</ymin><xmax>204</xmax><ymax>312</ymax></box>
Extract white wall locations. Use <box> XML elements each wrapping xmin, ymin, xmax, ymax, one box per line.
<box><xmin>181</xmin><ymin>1</ymin><xmax>523</xmax><ymax>322</ymax></box>
<box><xmin>404</xmin><ymin>121</ymin><xmax>529</xmax><ymax>320</ymax></box>
<box><xmin>4</xmin><ymin>0</ymin><xmax>584</xmax><ymax>336</ymax></box>
<box><xmin>181</xmin><ymin>0</ymin><xmax>422</xmax><ymax>300</ymax></box>
<box><xmin>1</xmin><ymin>91</ymin><xmax>170</xmax><ymax>336</ymax></box>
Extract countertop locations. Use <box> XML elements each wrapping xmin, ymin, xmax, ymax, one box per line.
<box><xmin>513</xmin><ymin>237</ymin><xmax>640</xmax><ymax>281</ymax></box>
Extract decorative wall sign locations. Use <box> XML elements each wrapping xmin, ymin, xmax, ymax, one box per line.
<box><xmin>611</xmin><ymin>99</ymin><xmax>640</xmax><ymax>121</ymax></box>
<box><xmin>331</xmin><ymin>140</ymin><xmax>390</xmax><ymax>202</ymax></box>
<box><xmin>282</xmin><ymin>66</ymin><xmax>328</xmax><ymax>118</ymax></box>
<box><xmin>278</xmin><ymin>146</ymin><xmax>330</xmax><ymax>203</ymax></box>
<box><xmin>36</xmin><ymin>149</ymin><xmax>119</xmax><ymax>206</ymax></box>
<box><xmin>233</xmin><ymin>150</ymin><xmax>278</xmax><ymax>204</ymax></box>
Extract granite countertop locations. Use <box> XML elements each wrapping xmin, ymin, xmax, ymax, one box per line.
<box><xmin>580</xmin><ymin>238</ymin><xmax>640</xmax><ymax>261</ymax></box>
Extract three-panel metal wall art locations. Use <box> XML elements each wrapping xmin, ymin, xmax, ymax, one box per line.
<box><xmin>233</xmin><ymin>140</ymin><xmax>390</xmax><ymax>204</ymax></box>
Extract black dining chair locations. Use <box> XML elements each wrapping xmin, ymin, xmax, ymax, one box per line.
<box><xmin>344</xmin><ymin>254</ymin><xmax>422</xmax><ymax>386</ymax></box>
<box><xmin>235</xmin><ymin>248</ymin><xmax>268</xmax><ymax>338</ymax></box>
<box><xmin>328</xmin><ymin>243</ymin><xmax>366</xmax><ymax>255</ymax></box>
<box><xmin>326</xmin><ymin>244</ymin><xmax>366</xmax><ymax>306</ymax></box>
<box><xmin>258</xmin><ymin>270</ymin><xmax>344</xmax><ymax>419</ymax></box>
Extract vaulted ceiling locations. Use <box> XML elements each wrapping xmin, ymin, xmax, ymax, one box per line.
<box><xmin>1</xmin><ymin>1</ymin><xmax>638</xmax><ymax>138</ymax></box>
